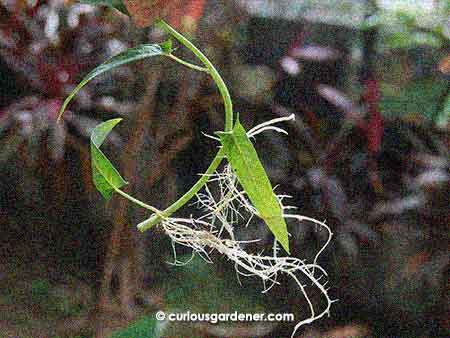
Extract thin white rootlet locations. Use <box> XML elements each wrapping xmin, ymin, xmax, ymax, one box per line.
<box><xmin>159</xmin><ymin>115</ymin><xmax>335</xmax><ymax>337</ymax></box>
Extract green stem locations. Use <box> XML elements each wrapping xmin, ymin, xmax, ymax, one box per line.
<box><xmin>158</xmin><ymin>20</ymin><xmax>233</xmax><ymax>131</ymax></box>
<box><xmin>136</xmin><ymin>21</ymin><xmax>234</xmax><ymax>231</ymax></box>
<box><xmin>165</xmin><ymin>53</ymin><xmax>209</xmax><ymax>73</ymax></box>
<box><xmin>114</xmin><ymin>187</ymin><xmax>162</xmax><ymax>215</ymax></box>
<box><xmin>137</xmin><ymin>147</ymin><xmax>225</xmax><ymax>231</ymax></box>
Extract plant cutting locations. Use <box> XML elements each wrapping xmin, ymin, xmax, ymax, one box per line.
<box><xmin>58</xmin><ymin>17</ymin><xmax>335</xmax><ymax>337</ymax></box>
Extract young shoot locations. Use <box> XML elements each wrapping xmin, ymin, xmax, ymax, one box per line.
<box><xmin>58</xmin><ymin>19</ymin><xmax>335</xmax><ymax>336</ymax></box>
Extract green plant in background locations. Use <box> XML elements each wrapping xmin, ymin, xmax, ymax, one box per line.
<box><xmin>361</xmin><ymin>9</ymin><xmax>448</xmax><ymax>50</ymax></box>
<box><xmin>108</xmin><ymin>316</ymin><xmax>163</xmax><ymax>338</ymax></box>
<box><xmin>30</xmin><ymin>278</ymin><xmax>50</xmax><ymax>304</ymax></box>
<box><xmin>59</xmin><ymin>17</ymin><xmax>334</xmax><ymax>338</ymax></box>
<box><xmin>359</xmin><ymin>1</ymin><xmax>450</xmax><ymax>126</ymax></box>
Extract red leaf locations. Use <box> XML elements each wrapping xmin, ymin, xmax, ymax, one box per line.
<box><xmin>123</xmin><ymin>0</ymin><xmax>178</xmax><ymax>27</ymax></box>
<box><xmin>363</xmin><ymin>78</ymin><xmax>384</xmax><ymax>154</ymax></box>
<box><xmin>123</xmin><ymin>0</ymin><xmax>205</xmax><ymax>30</ymax></box>
<box><xmin>367</xmin><ymin>109</ymin><xmax>383</xmax><ymax>153</ymax></box>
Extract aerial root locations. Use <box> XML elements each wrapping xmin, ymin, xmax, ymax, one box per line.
<box><xmin>161</xmin><ymin>115</ymin><xmax>334</xmax><ymax>337</ymax></box>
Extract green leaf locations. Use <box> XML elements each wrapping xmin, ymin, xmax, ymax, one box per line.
<box><xmin>437</xmin><ymin>93</ymin><xmax>450</xmax><ymax>127</ymax></box>
<box><xmin>90</xmin><ymin>118</ymin><xmax>127</xmax><ymax>200</ymax></box>
<box><xmin>380</xmin><ymin>78</ymin><xmax>448</xmax><ymax>119</ymax></box>
<box><xmin>80</xmin><ymin>0</ymin><xmax>130</xmax><ymax>15</ymax></box>
<box><xmin>58</xmin><ymin>43</ymin><xmax>167</xmax><ymax>120</ymax></box>
<box><xmin>396</xmin><ymin>11</ymin><xmax>417</xmax><ymax>28</ymax></box>
<box><xmin>160</xmin><ymin>39</ymin><xmax>173</xmax><ymax>53</ymax></box>
<box><xmin>110</xmin><ymin>315</ymin><xmax>164</xmax><ymax>338</ymax></box>
<box><xmin>217</xmin><ymin>120</ymin><xmax>290</xmax><ymax>253</ymax></box>
<box><xmin>443</xmin><ymin>94</ymin><xmax>450</xmax><ymax>117</ymax></box>
<box><xmin>166</xmin><ymin>255</ymin><xmax>269</xmax><ymax>314</ymax></box>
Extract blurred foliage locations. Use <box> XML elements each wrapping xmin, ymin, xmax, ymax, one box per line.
<box><xmin>362</xmin><ymin>5</ymin><xmax>449</xmax><ymax>49</ymax></box>
<box><xmin>109</xmin><ymin>316</ymin><xmax>162</xmax><ymax>338</ymax></box>
<box><xmin>108</xmin><ymin>254</ymin><xmax>272</xmax><ymax>338</ymax></box>
<box><xmin>0</xmin><ymin>1</ymin><xmax>449</xmax><ymax>338</ymax></box>
<box><xmin>30</xmin><ymin>278</ymin><xmax>51</xmax><ymax>303</ymax></box>
<box><xmin>80</xmin><ymin>0</ymin><xmax>130</xmax><ymax>15</ymax></box>
<box><xmin>165</xmin><ymin>255</ymin><xmax>267</xmax><ymax>314</ymax></box>
<box><xmin>440</xmin><ymin>94</ymin><xmax>450</xmax><ymax>126</ymax></box>
<box><xmin>380</xmin><ymin>78</ymin><xmax>448</xmax><ymax>119</ymax></box>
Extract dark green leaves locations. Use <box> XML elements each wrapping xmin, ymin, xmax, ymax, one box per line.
<box><xmin>91</xmin><ymin>118</ymin><xmax>127</xmax><ymax>200</ymax></box>
<box><xmin>110</xmin><ymin>315</ymin><xmax>163</xmax><ymax>338</ymax></box>
<box><xmin>218</xmin><ymin>120</ymin><xmax>290</xmax><ymax>253</ymax></box>
<box><xmin>80</xmin><ymin>0</ymin><xmax>130</xmax><ymax>15</ymax></box>
<box><xmin>58</xmin><ymin>43</ymin><xmax>169</xmax><ymax>120</ymax></box>
<box><xmin>439</xmin><ymin>93</ymin><xmax>450</xmax><ymax>126</ymax></box>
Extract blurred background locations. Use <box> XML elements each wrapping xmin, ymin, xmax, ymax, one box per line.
<box><xmin>0</xmin><ymin>0</ymin><xmax>448</xmax><ymax>337</ymax></box>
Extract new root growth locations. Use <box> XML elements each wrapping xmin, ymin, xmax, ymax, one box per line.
<box><xmin>160</xmin><ymin>115</ymin><xmax>336</xmax><ymax>337</ymax></box>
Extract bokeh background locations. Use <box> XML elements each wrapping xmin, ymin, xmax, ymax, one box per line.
<box><xmin>0</xmin><ymin>1</ymin><xmax>448</xmax><ymax>337</ymax></box>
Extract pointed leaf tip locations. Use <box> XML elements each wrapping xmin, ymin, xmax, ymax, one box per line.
<box><xmin>58</xmin><ymin>43</ymin><xmax>165</xmax><ymax>120</ymax></box>
<box><xmin>218</xmin><ymin>119</ymin><xmax>290</xmax><ymax>253</ymax></box>
<box><xmin>90</xmin><ymin>118</ymin><xmax>127</xmax><ymax>200</ymax></box>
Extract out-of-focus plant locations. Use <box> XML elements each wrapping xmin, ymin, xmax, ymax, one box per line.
<box><xmin>358</xmin><ymin>0</ymin><xmax>450</xmax><ymax>127</ymax></box>
<box><xmin>360</xmin><ymin>1</ymin><xmax>449</xmax><ymax>50</ymax></box>
<box><xmin>270</xmin><ymin>11</ymin><xmax>449</xmax><ymax>333</ymax></box>
<box><xmin>0</xmin><ymin>0</ymin><xmax>140</xmax><ymax>200</ymax></box>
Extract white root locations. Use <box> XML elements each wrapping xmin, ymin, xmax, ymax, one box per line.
<box><xmin>160</xmin><ymin>116</ymin><xmax>335</xmax><ymax>337</ymax></box>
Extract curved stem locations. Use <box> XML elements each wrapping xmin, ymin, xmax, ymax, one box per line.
<box><xmin>165</xmin><ymin>53</ymin><xmax>209</xmax><ymax>73</ymax></box>
<box><xmin>136</xmin><ymin>21</ymin><xmax>234</xmax><ymax>230</ymax></box>
<box><xmin>158</xmin><ymin>20</ymin><xmax>233</xmax><ymax>131</ymax></box>
<box><xmin>138</xmin><ymin>147</ymin><xmax>225</xmax><ymax>231</ymax></box>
